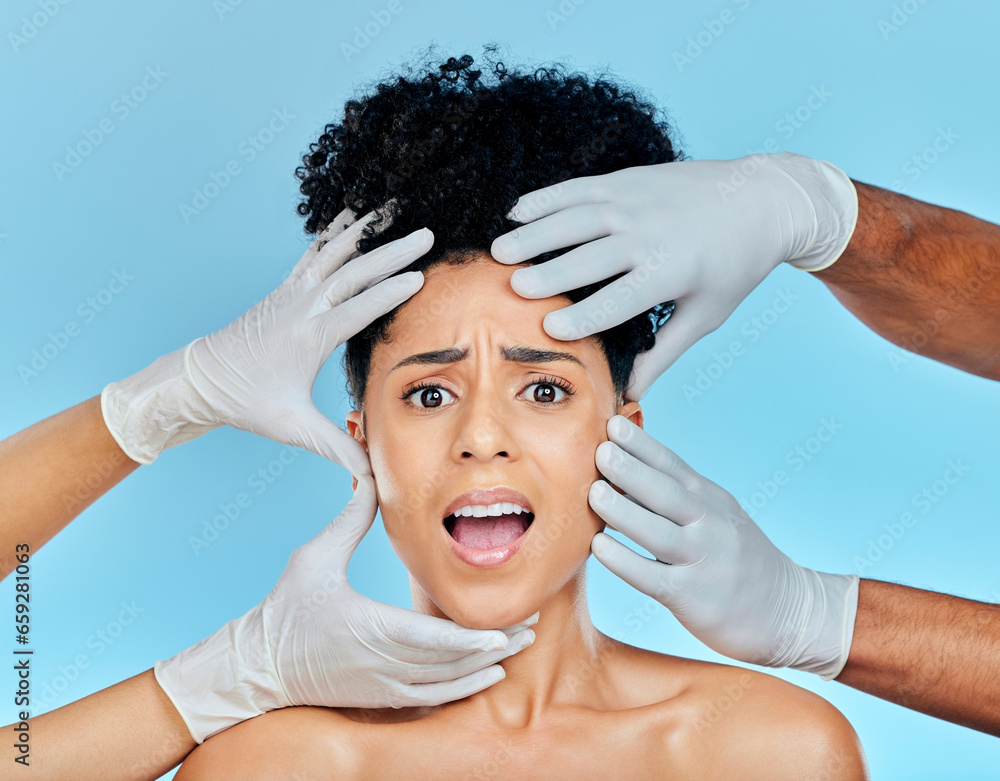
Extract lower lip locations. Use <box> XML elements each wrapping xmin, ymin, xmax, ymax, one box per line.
<box><xmin>444</xmin><ymin>517</ymin><xmax>533</xmax><ymax>569</ymax></box>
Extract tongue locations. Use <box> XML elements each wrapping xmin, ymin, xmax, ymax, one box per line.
<box><xmin>451</xmin><ymin>514</ymin><xmax>528</xmax><ymax>550</ymax></box>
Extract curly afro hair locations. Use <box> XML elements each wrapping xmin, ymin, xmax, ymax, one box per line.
<box><xmin>295</xmin><ymin>45</ymin><xmax>684</xmax><ymax>411</ymax></box>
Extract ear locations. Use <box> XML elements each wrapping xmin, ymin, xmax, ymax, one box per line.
<box><xmin>346</xmin><ymin>409</ymin><xmax>367</xmax><ymax>492</ymax></box>
<box><xmin>616</xmin><ymin>400</ymin><xmax>644</xmax><ymax>430</ymax></box>
<box><xmin>607</xmin><ymin>401</ymin><xmax>643</xmax><ymax>498</ymax></box>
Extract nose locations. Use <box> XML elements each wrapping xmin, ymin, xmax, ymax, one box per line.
<box><xmin>450</xmin><ymin>383</ymin><xmax>521</xmax><ymax>463</ymax></box>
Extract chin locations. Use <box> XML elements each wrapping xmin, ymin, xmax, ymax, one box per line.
<box><xmin>425</xmin><ymin>587</ymin><xmax>539</xmax><ymax>631</ymax></box>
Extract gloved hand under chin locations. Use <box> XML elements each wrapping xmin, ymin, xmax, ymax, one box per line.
<box><xmin>155</xmin><ymin>475</ymin><xmax>538</xmax><ymax>743</ymax></box>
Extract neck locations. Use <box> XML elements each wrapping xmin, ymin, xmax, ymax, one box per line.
<box><xmin>412</xmin><ymin>567</ymin><xmax>610</xmax><ymax>728</ymax></box>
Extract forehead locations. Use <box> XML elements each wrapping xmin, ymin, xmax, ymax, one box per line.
<box><xmin>369</xmin><ymin>254</ymin><xmax>608</xmax><ymax>375</ymax></box>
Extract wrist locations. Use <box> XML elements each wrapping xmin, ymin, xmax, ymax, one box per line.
<box><xmin>772</xmin><ymin>153</ymin><xmax>859</xmax><ymax>272</ymax></box>
<box><xmin>154</xmin><ymin>606</ymin><xmax>285</xmax><ymax>743</ymax></box>
<box><xmin>787</xmin><ymin>569</ymin><xmax>860</xmax><ymax>680</ymax></box>
<box><xmin>102</xmin><ymin>340</ymin><xmax>221</xmax><ymax>465</ymax></box>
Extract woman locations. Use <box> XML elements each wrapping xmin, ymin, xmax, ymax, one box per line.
<box><xmin>176</xmin><ymin>49</ymin><xmax>868</xmax><ymax>779</ymax></box>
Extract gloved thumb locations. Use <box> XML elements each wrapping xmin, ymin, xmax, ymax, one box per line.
<box><xmin>626</xmin><ymin>307</ymin><xmax>701</xmax><ymax>402</ymax></box>
<box><xmin>283</xmin><ymin>405</ymin><xmax>373</xmax><ymax>478</ymax></box>
<box><xmin>290</xmin><ymin>476</ymin><xmax>379</xmax><ymax>576</ymax></box>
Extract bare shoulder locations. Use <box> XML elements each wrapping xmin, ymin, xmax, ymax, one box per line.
<box><xmin>612</xmin><ymin>646</ymin><xmax>868</xmax><ymax>781</ymax></box>
<box><xmin>671</xmin><ymin>662</ymin><xmax>868</xmax><ymax>781</ymax></box>
<box><xmin>174</xmin><ymin>706</ymin><xmax>359</xmax><ymax>781</ymax></box>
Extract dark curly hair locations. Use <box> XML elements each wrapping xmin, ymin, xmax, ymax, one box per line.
<box><xmin>295</xmin><ymin>45</ymin><xmax>683</xmax><ymax>411</ymax></box>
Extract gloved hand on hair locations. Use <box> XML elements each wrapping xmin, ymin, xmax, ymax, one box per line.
<box><xmin>491</xmin><ymin>152</ymin><xmax>858</xmax><ymax>401</ymax></box>
<box><xmin>101</xmin><ymin>207</ymin><xmax>429</xmax><ymax>477</ymax></box>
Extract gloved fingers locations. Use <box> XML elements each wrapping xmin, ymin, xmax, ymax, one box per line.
<box><xmin>594</xmin><ymin>440</ymin><xmax>705</xmax><ymax>525</ymax></box>
<box><xmin>508</xmin><ymin>236</ymin><xmax>632</xmax><ymax>299</ymax></box>
<box><xmin>375</xmin><ymin>603</ymin><xmax>524</xmax><ymax>658</ymax></box>
<box><xmin>397</xmin><ymin>628</ymin><xmax>535</xmax><ymax>685</ymax></box>
<box><xmin>605</xmin><ymin>414</ymin><xmax>703</xmax><ymax>494</ymax></box>
<box><xmin>266</xmin><ymin>404</ymin><xmax>373</xmax><ymax>476</ymax></box>
<box><xmin>285</xmin><ymin>475</ymin><xmax>377</xmax><ymax>573</ymax></box>
<box><xmin>590</xmin><ymin>531</ymin><xmax>676</xmax><ymax>603</ymax></box>
<box><xmin>290</xmin><ymin>209</ymin><xmax>373</xmax><ymax>287</ymax></box>
<box><xmin>588</xmin><ymin>481</ymin><xmax>694</xmax><ymax>564</ymax></box>
<box><xmin>624</xmin><ymin>303</ymin><xmax>707</xmax><ymax>403</ymax></box>
<box><xmin>392</xmin><ymin>664</ymin><xmax>507</xmax><ymax>707</ymax></box>
<box><xmin>498</xmin><ymin>611</ymin><xmax>540</xmax><ymax>635</ymax></box>
<box><xmin>492</xmin><ymin>203</ymin><xmax>614</xmax><ymax>263</ymax></box>
<box><xmin>320</xmin><ymin>227</ymin><xmax>433</xmax><ymax>308</ymax></box>
<box><xmin>317</xmin><ymin>271</ymin><xmax>424</xmax><ymax>355</ymax></box>
<box><xmin>540</xmin><ymin>276</ymin><xmax>678</xmax><ymax>341</ymax></box>
<box><xmin>502</xmin><ymin>173</ymin><xmax>607</xmax><ymax>226</ymax></box>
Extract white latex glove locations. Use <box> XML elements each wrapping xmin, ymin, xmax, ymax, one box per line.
<box><xmin>155</xmin><ymin>475</ymin><xmax>538</xmax><ymax>743</ymax></box>
<box><xmin>588</xmin><ymin>415</ymin><xmax>858</xmax><ymax>680</ymax></box>
<box><xmin>102</xmin><ymin>207</ymin><xmax>430</xmax><ymax>476</ymax></box>
<box><xmin>490</xmin><ymin>152</ymin><xmax>859</xmax><ymax>402</ymax></box>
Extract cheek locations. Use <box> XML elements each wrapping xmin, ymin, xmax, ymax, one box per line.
<box><xmin>528</xmin><ymin>414</ymin><xmax>607</xmax><ymax>559</ymax></box>
<box><xmin>366</xmin><ymin>426</ymin><xmax>452</xmax><ymax>558</ymax></box>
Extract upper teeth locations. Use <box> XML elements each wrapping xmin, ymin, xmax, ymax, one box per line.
<box><xmin>452</xmin><ymin>503</ymin><xmax>531</xmax><ymax>518</ymax></box>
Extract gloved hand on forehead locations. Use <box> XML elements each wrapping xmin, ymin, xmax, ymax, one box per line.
<box><xmin>491</xmin><ymin>152</ymin><xmax>858</xmax><ymax>401</ymax></box>
<box><xmin>101</xmin><ymin>207</ymin><xmax>429</xmax><ymax>477</ymax></box>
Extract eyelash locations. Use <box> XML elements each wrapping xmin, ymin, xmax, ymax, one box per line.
<box><xmin>400</xmin><ymin>375</ymin><xmax>576</xmax><ymax>410</ymax></box>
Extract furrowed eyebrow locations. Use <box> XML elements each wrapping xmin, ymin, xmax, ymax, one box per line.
<box><xmin>388</xmin><ymin>344</ymin><xmax>583</xmax><ymax>374</ymax></box>
<box><xmin>389</xmin><ymin>347</ymin><xmax>468</xmax><ymax>374</ymax></box>
<box><xmin>500</xmin><ymin>345</ymin><xmax>583</xmax><ymax>368</ymax></box>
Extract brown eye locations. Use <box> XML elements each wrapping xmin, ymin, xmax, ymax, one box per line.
<box><xmin>525</xmin><ymin>382</ymin><xmax>567</xmax><ymax>403</ymax></box>
<box><xmin>408</xmin><ymin>385</ymin><xmax>455</xmax><ymax>409</ymax></box>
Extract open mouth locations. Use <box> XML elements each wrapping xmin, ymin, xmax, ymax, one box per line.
<box><xmin>443</xmin><ymin>506</ymin><xmax>535</xmax><ymax>551</ymax></box>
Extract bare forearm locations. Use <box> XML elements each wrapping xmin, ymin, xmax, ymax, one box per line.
<box><xmin>5</xmin><ymin>668</ymin><xmax>195</xmax><ymax>778</ymax></box>
<box><xmin>815</xmin><ymin>181</ymin><xmax>1000</xmax><ymax>379</ymax></box>
<box><xmin>836</xmin><ymin>579</ymin><xmax>1000</xmax><ymax>735</ymax></box>
<box><xmin>0</xmin><ymin>395</ymin><xmax>139</xmax><ymax>579</ymax></box>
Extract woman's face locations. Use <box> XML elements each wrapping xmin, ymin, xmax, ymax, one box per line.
<box><xmin>347</xmin><ymin>254</ymin><xmax>642</xmax><ymax>629</ymax></box>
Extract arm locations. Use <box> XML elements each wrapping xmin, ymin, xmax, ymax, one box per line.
<box><xmin>816</xmin><ymin>182</ymin><xmax>1000</xmax><ymax>380</ymax></box>
<box><xmin>836</xmin><ymin>579</ymin><xmax>1000</xmax><ymax>735</ymax></box>
<box><xmin>5</xmin><ymin>669</ymin><xmax>195</xmax><ymax>779</ymax></box>
<box><xmin>588</xmin><ymin>415</ymin><xmax>999</xmax><ymax>735</ymax></box>
<box><xmin>0</xmin><ymin>395</ymin><xmax>138</xmax><ymax>580</ymax></box>
<box><xmin>0</xmin><ymin>208</ymin><xmax>427</xmax><ymax>583</ymax></box>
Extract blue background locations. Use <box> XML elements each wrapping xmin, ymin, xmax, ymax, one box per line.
<box><xmin>2</xmin><ymin>0</ymin><xmax>999</xmax><ymax>778</ymax></box>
